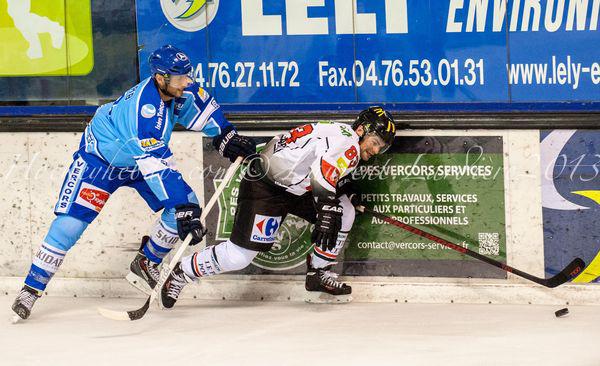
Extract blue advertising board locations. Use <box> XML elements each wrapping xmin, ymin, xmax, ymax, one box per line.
<box><xmin>541</xmin><ymin>130</ymin><xmax>600</xmax><ymax>283</ymax></box>
<box><xmin>136</xmin><ymin>1</ymin><xmax>600</xmax><ymax>112</ymax></box>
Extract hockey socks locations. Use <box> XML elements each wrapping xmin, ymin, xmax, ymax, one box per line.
<box><xmin>24</xmin><ymin>243</ymin><xmax>66</xmax><ymax>292</ymax></box>
<box><xmin>142</xmin><ymin>218</ymin><xmax>180</xmax><ymax>264</ymax></box>
<box><xmin>181</xmin><ymin>240</ymin><xmax>258</xmax><ymax>278</ymax></box>
<box><xmin>310</xmin><ymin>231</ymin><xmax>348</xmax><ymax>269</ymax></box>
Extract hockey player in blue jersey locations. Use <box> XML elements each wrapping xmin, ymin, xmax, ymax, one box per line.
<box><xmin>11</xmin><ymin>45</ymin><xmax>256</xmax><ymax>320</ymax></box>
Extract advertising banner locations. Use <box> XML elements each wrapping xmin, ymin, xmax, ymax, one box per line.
<box><xmin>203</xmin><ymin>133</ymin><xmax>507</xmax><ymax>277</ymax></box>
<box><xmin>136</xmin><ymin>0</ymin><xmax>600</xmax><ymax>112</ymax></box>
<box><xmin>0</xmin><ymin>0</ymin><xmax>138</xmax><ymax>102</ymax></box>
<box><xmin>0</xmin><ymin>0</ymin><xmax>93</xmax><ymax>77</ymax></box>
<box><xmin>541</xmin><ymin>130</ymin><xmax>600</xmax><ymax>283</ymax></box>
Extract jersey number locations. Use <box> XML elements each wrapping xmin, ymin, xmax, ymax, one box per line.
<box><xmin>285</xmin><ymin>124</ymin><xmax>314</xmax><ymax>144</ymax></box>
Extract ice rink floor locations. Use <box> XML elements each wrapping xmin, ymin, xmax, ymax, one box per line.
<box><xmin>2</xmin><ymin>295</ymin><xmax>600</xmax><ymax>366</ymax></box>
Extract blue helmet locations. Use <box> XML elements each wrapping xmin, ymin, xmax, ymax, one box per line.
<box><xmin>148</xmin><ymin>45</ymin><xmax>193</xmax><ymax>77</ymax></box>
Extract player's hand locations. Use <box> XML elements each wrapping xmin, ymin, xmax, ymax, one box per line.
<box><xmin>312</xmin><ymin>198</ymin><xmax>343</xmax><ymax>251</ymax></box>
<box><xmin>337</xmin><ymin>176</ymin><xmax>362</xmax><ymax>210</ymax></box>
<box><xmin>175</xmin><ymin>203</ymin><xmax>207</xmax><ymax>245</ymax></box>
<box><xmin>214</xmin><ymin>126</ymin><xmax>257</xmax><ymax>162</ymax></box>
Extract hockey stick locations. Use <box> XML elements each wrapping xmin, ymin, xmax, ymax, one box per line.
<box><xmin>98</xmin><ymin>156</ymin><xmax>244</xmax><ymax>321</ymax></box>
<box><xmin>357</xmin><ymin>205</ymin><xmax>585</xmax><ymax>288</ymax></box>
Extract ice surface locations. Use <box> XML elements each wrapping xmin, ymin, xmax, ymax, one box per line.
<box><xmin>2</xmin><ymin>296</ymin><xmax>600</xmax><ymax>366</ymax></box>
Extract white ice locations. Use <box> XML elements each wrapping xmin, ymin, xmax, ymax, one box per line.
<box><xmin>2</xmin><ymin>296</ymin><xmax>600</xmax><ymax>366</ymax></box>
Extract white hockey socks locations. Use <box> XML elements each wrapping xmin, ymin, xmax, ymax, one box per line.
<box><xmin>311</xmin><ymin>231</ymin><xmax>348</xmax><ymax>269</ymax></box>
<box><xmin>24</xmin><ymin>243</ymin><xmax>66</xmax><ymax>291</ymax></box>
<box><xmin>143</xmin><ymin>219</ymin><xmax>180</xmax><ymax>264</ymax></box>
<box><xmin>181</xmin><ymin>240</ymin><xmax>258</xmax><ymax>278</ymax></box>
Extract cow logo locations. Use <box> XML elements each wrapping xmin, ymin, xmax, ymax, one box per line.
<box><xmin>141</xmin><ymin>104</ymin><xmax>156</xmax><ymax>119</ymax></box>
<box><xmin>160</xmin><ymin>0</ymin><xmax>220</xmax><ymax>33</ymax></box>
<box><xmin>250</xmin><ymin>215</ymin><xmax>281</xmax><ymax>243</ymax></box>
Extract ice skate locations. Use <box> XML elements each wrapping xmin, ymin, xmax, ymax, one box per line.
<box><xmin>159</xmin><ymin>263</ymin><xmax>193</xmax><ymax>310</ymax></box>
<box><xmin>11</xmin><ymin>285</ymin><xmax>42</xmax><ymax>321</ymax></box>
<box><xmin>126</xmin><ymin>236</ymin><xmax>160</xmax><ymax>295</ymax></box>
<box><xmin>305</xmin><ymin>254</ymin><xmax>352</xmax><ymax>304</ymax></box>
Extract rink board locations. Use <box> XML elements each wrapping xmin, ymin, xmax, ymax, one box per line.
<box><xmin>0</xmin><ymin>129</ymin><xmax>598</xmax><ymax>304</ymax></box>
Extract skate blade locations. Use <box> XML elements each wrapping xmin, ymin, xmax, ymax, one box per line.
<box><xmin>304</xmin><ymin>292</ymin><xmax>353</xmax><ymax>304</ymax></box>
<box><xmin>125</xmin><ymin>272</ymin><xmax>152</xmax><ymax>296</ymax></box>
<box><xmin>10</xmin><ymin>314</ymin><xmax>23</xmax><ymax>324</ymax></box>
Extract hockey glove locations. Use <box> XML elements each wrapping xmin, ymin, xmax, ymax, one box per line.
<box><xmin>213</xmin><ymin>126</ymin><xmax>257</xmax><ymax>163</ymax></box>
<box><xmin>175</xmin><ymin>203</ymin><xmax>207</xmax><ymax>246</ymax></box>
<box><xmin>311</xmin><ymin>198</ymin><xmax>343</xmax><ymax>251</ymax></box>
<box><xmin>337</xmin><ymin>175</ymin><xmax>362</xmax><ymax>209</ymax></box>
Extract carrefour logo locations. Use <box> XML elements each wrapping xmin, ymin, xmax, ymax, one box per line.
<box><xmin>258</xmin><ymin>217</ymin><xmax>279</xmax><ymax>236</ymax></box>
<box><xmin>250</xmin><ymin>214</ymin><xmax>281</xmax><ymax>243</ymax></box>
<box><xmin>160</xmin><ymin>0</ymin><xmax>220</xmax><ymax>32</ymax></box>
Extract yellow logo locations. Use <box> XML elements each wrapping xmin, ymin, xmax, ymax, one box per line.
<box><xmin>336</xmin><ymin>157</ymin><xmax>348</xmax><ymax>174</ymax></box>
<box><xmin>197</xmin><ymin>86</ymin><xmax>209</xmax><ymax>102</ymax></box>
<box><xmin>373</xmin><ymin>107</ymin><xmax>386</xmax><ymax>117</ymax></box>
<box><xmin>140</xmin><ymin>138</ymin><xmax>164</xmax><ymax>151</ymax></box>
<box><xmin>387</xmin><ymin>120</ymin><xmax>396</xmax><ymax>133</ymax></box>
<box><xmin>0</xmin><ymin>0</ymin><xmax>94</xmax><ymax>76</ymax></box>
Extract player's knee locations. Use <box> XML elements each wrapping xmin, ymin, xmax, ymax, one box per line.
<box><xmin>44</xmin><ymin>215</ymin><xmax>88</xmax><ymax>251</ymax></box>
<box><xmin>215</xmin><ymin>240</ymin><xmax>257</xmax><ymax>271</ymax></box>
<box><xmin>339</xmin><ymin>195</ymin><xmax>356</xmax><ymax>231</ymax></box>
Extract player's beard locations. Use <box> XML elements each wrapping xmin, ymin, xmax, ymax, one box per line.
<box><xmin>154</xmin><ymin>78</ymin><xmax>179</xmax><ymax>99</ymax></box>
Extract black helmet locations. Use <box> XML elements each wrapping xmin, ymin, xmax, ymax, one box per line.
<box><xmin>352</xmin><ymin>106</ymin><xmax>396</xmax><ymax>152</ymax></box>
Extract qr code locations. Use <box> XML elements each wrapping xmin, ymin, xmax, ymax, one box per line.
<box><xmin>478</xmin><ymin>232</ymin><xmax>500</xmax><ymax>255</ymax></box>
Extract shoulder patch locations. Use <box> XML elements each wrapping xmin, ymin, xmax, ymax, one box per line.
<box><xmin>197</xmin><ymin>87</ymin><xmax>209</xmax><ymax>103</ymax></box>
<box><xmin>140</xmin><ymin>137</ymin><xmax>165</xmax><ymax>151</ymax></box>
<box><xmin>141</xmin><ymin>104</ymin><xmax>157</xmax><ymax>119</ymax></box>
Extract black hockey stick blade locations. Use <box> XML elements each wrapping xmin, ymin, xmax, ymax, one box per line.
<box><xmin>542</xmin><ymin>257</ymin><xmax>586</xmax><ymax>288</ymax></box>
<box><xmin>126</xmin><ymin>298</ymin><xmax>151</xmax><ymax>320</ymax></box>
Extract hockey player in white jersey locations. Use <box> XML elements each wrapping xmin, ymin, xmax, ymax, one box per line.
<box><xmin>158</xmin><ymin>106</ymin><xmax>397</xmax><ymax>307</ymax></box>
<box><xmin>11</xmin><ymin>45</ymin><xmax>256</xmax><ymax>320</ymax></box>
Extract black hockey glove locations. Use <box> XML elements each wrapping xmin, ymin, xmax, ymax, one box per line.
<box><xmin>311</xmin><ymin>198</ymin><xmax>343</xmax><ymax>251</ymax></box>
<box><xmin>175</xmin><ymin>203</ymin><xmax>207</xmax><ymax>246</ymax></box>
<box><xmin>337</xmin><ymin>175</ymin><xmax>362</xmax><ymax>209</ymax></box>
<box><xmin>213</xmin><ymin>126</ymin><xmax>257</xmax><ymax>163</ymax></box>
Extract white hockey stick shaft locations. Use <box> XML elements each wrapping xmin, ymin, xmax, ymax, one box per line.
<box><xmin>150</xmin><ymin>155</ymin><xmax>244</xmax><ymax>305</ymax></box>
<box><xmin>98</xmin><ymin>156</ymin><xmax>243</xmax><ymax>320</ymax></box>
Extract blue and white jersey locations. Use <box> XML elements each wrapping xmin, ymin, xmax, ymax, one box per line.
<box><xmin>80</xmin><ymin>77</ymin><xmax>232</xmax><ymax>208</ymax></box>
